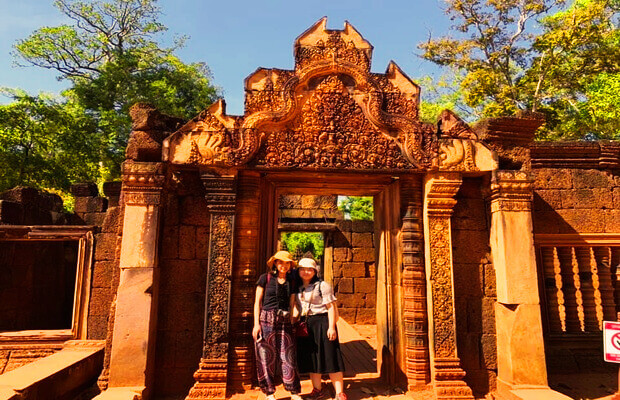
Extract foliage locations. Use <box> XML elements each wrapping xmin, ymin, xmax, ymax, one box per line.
<box><xmin>0</xmin><ymin>89</ymin><xmax>102</xmax><ymax>192</ymax></box>
<box><xmin>5</xmin><ymin>0</ymin><xmax>219</xmax><ymax>191</ymax></box>
<box><xmin>418</xmin><ymin>0</ymin><xmax>620</xmax><ymax>139</ymax></box>
<box><xmin>281</xmin><ymin>232</ymin><xmax>325</xmax><ymax>259</ymax></box>
<box><xmin>338</xmin><ymin>196</ymin><xmax>374</xmax><ymax>221</ymax></box>
<box><xmin>417</xmin><ymin>71</ymin><xmax>472</xmax><ymax>123</ymax></box>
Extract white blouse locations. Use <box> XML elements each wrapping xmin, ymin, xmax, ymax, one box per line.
<box><xmin>297</xmin><ymin>280</ymin><xmax>337</xmax><ymax>316</ymax></box>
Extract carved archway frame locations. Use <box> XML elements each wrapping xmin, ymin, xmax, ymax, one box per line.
<box><xmin>158</xmin><ymin>17</ymin><xmax>498</xmax><ymax>400</ymax></box>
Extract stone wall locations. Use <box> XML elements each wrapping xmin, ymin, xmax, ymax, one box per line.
<box><xmin>153</xmin><ymin>188</ymin><xmax>210</xmax><ymax>396</ymax></box>
<box><xmin>332</xmin><ymin>219</ymin><xmax>376</xmax><ymax>324</ymax></box>
<box><xmin>451</xmin><ymin>178</ymin><xmax>497</xmax><ymax>396</ymax></box>
<box><xmin>532</xmin><ymin>168</ymin><xmax>620</xmax><ymax>234</ymax></box>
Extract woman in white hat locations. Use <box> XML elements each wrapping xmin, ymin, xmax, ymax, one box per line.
<box><xmin>294</xmin><ymin>257</ymin><xmax>347</xmax><ymax>400</ymax></box>
<box><xmin>253</xmin><ymin>250</ymin><xmax>302</xmax><ymax>400</ymax></box>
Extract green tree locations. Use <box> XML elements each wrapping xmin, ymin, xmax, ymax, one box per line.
<box><xmin>338</xmin><ymin>196</ymin><xmax>374</xmax><ymax>221</ymax></box>
<box><xmin>281</xmin><ymin>232</ymin><xmax>325</xmax><ymax>259</ymax></box>
<box><xmin>418</xmin><ymin>0</ymin><xmax>620</xmax><ymax>139</ymax></box>
<box><xmin>0</xmin><ymin>90</ymin><xmax>102</xmax><ymax>192</ymax></box>
<box><xmin>7</xmin><ymin>0</ymin><xmax>219</xmax><ymax>189</ymax></box>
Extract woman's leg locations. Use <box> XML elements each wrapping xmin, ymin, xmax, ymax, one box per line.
<box><xmin>328</xmin><ymin>371</ymin><xmax>344</xmax><ymax>394</ymax></box>
<box><xmin>278</xmin><ymin>320</ymin><xmax>302</xmax><ymax>394</ymax></box>
<box><xmin>309</xmin><ymin>372</ymin><xmax>322</xmax><ymax>390</ymax></box>
<box><xmin>255</xmin><ymin>315</ymin><xmax>277</xmax><ymax>395</ymax></box>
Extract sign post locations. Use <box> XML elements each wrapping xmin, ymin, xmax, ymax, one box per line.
<box><xmin>604</xmin><ymin>319</ymin><xmax>620</xmax><ymax>399</ymax></box>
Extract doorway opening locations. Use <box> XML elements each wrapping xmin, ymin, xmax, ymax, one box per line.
<box><xmin>277</xmin><ymin>193</ymin><xmax>378</xmax><ymax>378</ymax></box>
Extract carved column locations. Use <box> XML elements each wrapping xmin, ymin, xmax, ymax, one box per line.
<box><xmin>107</xmin><ymin>161</ymin><xmax>165</xmax><ymax>398</ymax></box>
<box><xmin>400</xmin><ymin>176</ymin><xmax>429</xmax><ymax>388</ymax></box>
<box><xmin>186</xmin><ymin>173</ymin><xmax>237</xmax><ymax>400</ymax></box>
<box><xmin>423</xmin><ymin>173</ymin><xmax>474</xmax><ymax>400</ymax></box>
<box><xmin>488</xmin><ymin>171</ymin><xmax>549</xmax><ymax>396</ymax></box>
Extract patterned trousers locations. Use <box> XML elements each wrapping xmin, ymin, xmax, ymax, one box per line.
<box><xmin>254</xmin><ymin>309</ymin><xmax>301</xmax><ymax>395</ymax></box>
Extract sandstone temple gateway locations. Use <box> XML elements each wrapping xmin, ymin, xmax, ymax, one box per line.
<box><xmin>0</xmin><ymin>18</ymin><xmax>619</xmax><ymax>400</ymax></box>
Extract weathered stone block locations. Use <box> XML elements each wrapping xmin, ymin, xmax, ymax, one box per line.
<box><xmin>572</xmin><ymin>169</ymin><xmax>612</xmax><ymax>188</ymax></box>
<box><xmin>102</xmin><ymin>206</ymin><xmax>122</xmax><ymax>233</ymax></box>
<box><xmin>93</xmin><ymin>261</ymin><xmax>115</xmax><ymax>288</ymax></box>
<box><xmin>83</xmin><ymin>212</ymin><xmax>106</xmax><ymax>226</ymax></box>
<box><xmin>160</xmin><ymin>259</ymin><xmax>204</xmax><ymax>293</ymax></box>
<box><xmin>179</xmin><ymin>226</ymin><xmax>196</xmax><ymax>259</ymax></box>
<box><xmin>161</xmin><ymin>226</ymin><xmax>179</xmax><ymax>260</ymax></box>
<box><xmin>352</xmin><ymin>247</ymin><xmax>374</xmax><ymax>262</ymax></box>
<box><xmin>343</xmin><ymin>262</ymin><xmax>366</xmax><ymax>278</ymax></box>
<box><xmin>459</xmin><ymin>333</ymin><xmax>481</xmax><ymax>371</ymax></box>
<box><xmin>355</xmin><ymin>308</ymin><xmax>376</xmax><ymax>324</ymax></box>
<box><xmin>562</xmin><ymin>188</ymin><xmax>613</xmax><ymax>209</ymax></box>
<box><xmin>336</xmin><ymin>220</ymin><xmax>352</xmax><ymax>232</ymax></box>
<box><xmin>279</xmin><ymin>195</ymin><xmax>302</xmax><ymax>209</ymax></box>
<box><xmin>332</xmin><ymin>262</ymin><xmax>343</xmax><ymax>278</ymax></box>
<box><xmin>557</xmin><ymin>208</ymin><xmax>606</xmax><ymax>232</ymax></box>
<box><xmin>453</xmin><ymin>263</ymin><xmax>483</xmax><ymax>297</ymax></box>
<box><xmin>355</xmin><ymin>277</ymin><xmax>375</xmax><ymax>293</ymax></box>
<box><xmin>95</xmin><ymin>233</ymin><xmax>117</xmax><ymax>261</ymax></box>
<box><xmin>70</xmin><ymin>182</ymin><xmax>98</xmax><ymax>197</ymax></box>
<box><xmin>280</xmin><ymin>209</ymin><xmax>311</xmax><ymax>219</ymax></box>
<box><xmin>337</xmin><ymin>278</ymin><xmax>353</xmax><ymax>293</ymax></box>
<box><xmin>352</xmin><ymin>220</ymin><xmax>374</xmax><ymax>233</ymax></box>
<box><xmin>480</xmin><ymin>333</ymin><xmax>497</xmax><ymax>369</ymax></box>
<box><xmin>0</xmin><ymin>200</ymin><xmax>23</xmax><ymax>224</ymax></box>
<box><xmin>533</xmin><ymin>190</ymin><xmax>563</xmax><ymax>211</ymax></box>
<box><xmin>333</xmin><ymin>230</ymin><xmax>352</xmax><ymax>247</ymax></box>
<box><xmin>180</xmin><ymin>196</ymin><xmax>211</xmax><ymax>226</ymax></box>
<box><xmin>352</xmin><ymin>233</ymin><xmax>373</xmax><ymax>247</ymax></box>
<box><xmin>164</xmin><ymin>194</ymin><xmax>179</xmax><ymax>226</ymax></box>
<box><xmin>364</xmin><ymin>292</ymin><xmax>376</xmax><ymax>307</ymax></box>
<box><xmin>532</xmin><ymin>169</ymin><xmax>573</xmax><ymax>190</ymax></box>
<box><xmin>89</xmin><ymin>287</ymin><xmax>112</xmax><ymax>316</ymax></box>
<box><xmin>484</xmin><ymin>264</ymin><xmax>497</xmax><ymax>298</ymax></box>
<box><xmin>337</xmin><ymin>293</ymin><xmax>365</xmax><ymax>308</ymax></box>
<box><xmin>605</xmin><ymin>210</ymin><xmax>620</xmax><ymax>233</ymax></box>
<box><xmin>333</xmin><ymin>248</ymin><xmax>350</xmax><ymax>262</ymax></box>
<box><xmin>87</xmin><ymin>314</ymin><xmax>109</xmax><ymax>340</ymax></box>
<box><xmin>481</xmin><ymin>297</ymin><xmax>496</xmax><ymax>335</ymax></box>
<box><xmin>195</xmin><ymin>226</ymin><xmax>209</xmax><ymax>259</ymax></box>
<box><xmin>338</xmin><ymin>308</ymin><xmax>356</xmax><ymax>323</ymax></box>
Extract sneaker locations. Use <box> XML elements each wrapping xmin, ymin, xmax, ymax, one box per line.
<box><xmin>266</xmin><ymin>395</ymin><xmax>276</xmax><ymax>400</ymax></box>
<box><xmin>335</xmin><ymin>393</ymin><xmax>348</xmax><ymax>400</ymax></box>
<box><xmin>290</xmin><ymin>394</ymin><xmax>303</xmax><ymax>400</ymax></box>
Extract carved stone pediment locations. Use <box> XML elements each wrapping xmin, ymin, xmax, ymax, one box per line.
<box><xmin>163</xmin><ymin>18</ymin><xmax>497</xmax><ymax>173</ymax></box>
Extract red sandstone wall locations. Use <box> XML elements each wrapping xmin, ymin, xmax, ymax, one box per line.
<box><xmin>451</xmin><ymin>178</ymin><xmax>497</xmax><ymax>396</ymax></box>
<box><xmin>153</xmin><ymin>192</ymin><xmax>210</xmax><ymax>397</ymax></box>
<box><xmin>533</xmin><ymin>169</ymin><xmax>620</xmax><ymax>234</ymax></box>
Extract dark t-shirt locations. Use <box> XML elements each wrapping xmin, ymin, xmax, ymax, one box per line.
<box><xmin>256</xmin><ymin>273</ymin><xmax>298</xmax><ymax>311</ymax></box>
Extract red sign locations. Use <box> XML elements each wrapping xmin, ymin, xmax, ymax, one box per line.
<box><xmin>604</xmin><ymin>321</ymin><xmax>620</xmax><ymax>363</ymax></box>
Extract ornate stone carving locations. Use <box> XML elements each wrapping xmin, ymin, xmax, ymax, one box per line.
<box><xmin>438</xmin><ymin>110</ymin><xmax>477</xmax><ymax>139</ymax></box>
<box><xmin>121</xmin><ymin>162</ymin><xmax>165</xmax><ymax>205</ymax></box>
<box><xmin>400</xmin><ymin>177</ymin><xmax>429</xmax><ymax>388</ymax></box>
<box><xmin>186</xmin><ymin>174</ymin><xmax>237</xmax><ymax>400</ymax></box>
<box><xmin>257</xmin><ymin>76</ymin><xmax>414</xmax><ymax>170</ymax></box>
<box><xmin>424</xmin><ymin>174</ymin><xmax>474</xmax><ymax>399</ymax></box>
<box><xmin>488</xmin><ymin>170</ymin><xmax>533</xmax><ymax>213</ymax></box>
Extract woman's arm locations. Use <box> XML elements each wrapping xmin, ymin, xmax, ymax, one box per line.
<box><xmin>253</xmin><ymin>286</ymin><xmax>264</xmax><ymax>341</ymax></box>
<box><xmin>290</xmin><ymin>293</ymin><xmax>299</xmax><ymax>322</ymax></box>
<box><xmin>326</xmin><ymin>301</ymin><xmax>338</xmax><ymax>341</ymax></box>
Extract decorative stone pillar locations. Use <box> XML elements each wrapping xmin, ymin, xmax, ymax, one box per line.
<box><xmin>107</xmin><ymin>161</ymin><xmax>165</xmax><ymax>398</ymax></box>
<box><xmin>400</xmin><ymin>176</ymin><xmax>429</xmax><ymax>388</ymax></box>
<box><xmin>186</xmin><ymin>173</ymin><xmax>237</xmax><ymax>400</ymax></box>
<box><xmin>423</xmin><ymin>173</ymin><xmax>474</xmax><ymax>400</ymax></box>
<box><xmin>488</xmin><ymin>171</ymin><xmax>564</xmax><ymax>399</ymax></box>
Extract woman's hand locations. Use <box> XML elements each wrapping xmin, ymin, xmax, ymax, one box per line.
<box><xmin>327</xmin><ymin>327</ymin><xmax>337</xmax><ymax>341</ymax></box>
<box><xmin>252</xmin><ymin>324</ymin><xmax>262</xmax><ymax>341</ymax></box>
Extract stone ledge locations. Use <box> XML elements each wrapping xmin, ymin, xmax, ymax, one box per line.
<box><xmin>92</xmin><ymin>387</ymin><xmax>145</xmax><ymax>400</ymax></box>
<box><xmin>497</xmin><ymin>380</ymin><xmax>573</xmax><ymax>400</ymax></box>
<box><xmin>0</xmin><ymin>340</ymin><xmax>104</xmax><ymax>400</ymax></box>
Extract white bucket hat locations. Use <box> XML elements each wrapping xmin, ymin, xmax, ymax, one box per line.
<box><xmin>298</xmin><ymin>258</ymin><xmax>319</xmax><ymax>271</ymax></box>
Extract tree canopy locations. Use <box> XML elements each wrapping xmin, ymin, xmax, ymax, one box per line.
<box><xmin>1</xmin><ymin>0</ymin><xmax>219</xmax><ymax>193</ymax></box>
<box><xmin>419</xmin><ymin>0</ymin><xmax>620</xmax><ymax>139</ymax></box>
<box><xmin>338</xmin><ymin>196</ymin><xmax>374</xmax><ymax>221</ymax></box>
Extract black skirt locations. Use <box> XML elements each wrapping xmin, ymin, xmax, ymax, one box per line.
<box><xmin>297</xmin><ymin>314</ymin><xmax>345</xmax><ymax>374</ymax></box>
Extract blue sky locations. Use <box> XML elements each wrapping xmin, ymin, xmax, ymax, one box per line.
<box><xmin>0</xmin><ymin>0</ymin><xmax>451</xmax><ymax>115</ymax></box>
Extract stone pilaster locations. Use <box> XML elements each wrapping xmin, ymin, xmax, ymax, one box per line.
<box><xmin>423</xmin><ymin>173</ymin><xmax>474</xmax><ymax>400</ymax></box>
<box><xmin>106</xmin><ymin>161</ymin><xmax>165</xmax><ymax>399</ymax></box>
<box><xmin>186</xmin><ymin>173</ymin><xmax>237</xmax><ymax>400</ymax></box>
<box><xmin>488</xmin><ymin>171</ymin><xmax>567</xmax><ymax>400</ymax></box>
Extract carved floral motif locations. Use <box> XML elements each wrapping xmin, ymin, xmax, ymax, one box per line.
<box><xmin>295</xmin><ymin>32</ymin><xmax>370</xmax><ymax>72</ymax></box>
<box><xmin>438</xmin><ymin>139</ymin><xmax>478</xmax><ymax>171</ymax></box>
<box><xmin>257</xmin><ymin>76</ymin><xmax>414</xmax><ymax>170</ymax></box>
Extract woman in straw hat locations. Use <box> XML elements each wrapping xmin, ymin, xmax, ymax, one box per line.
<box><xmin>253</xmin><ymin>250</ymin><xmax>302</xmax><ymax>400</ymax></box>
<box><xmin>294</xmin><ymin>257</ymin><xmax>346</xmax><ymax>400</ymax></box>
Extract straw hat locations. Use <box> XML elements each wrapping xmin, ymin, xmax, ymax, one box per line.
<box><xmin>267</xmin><ymin>250</ymin><xmax>297</xmax><ymax>268</ymax></box>
<box><xmin>298</xmin><ymin>258</ymin><xmax>319</xmax><ymax>271</ymax></box>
